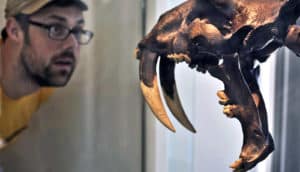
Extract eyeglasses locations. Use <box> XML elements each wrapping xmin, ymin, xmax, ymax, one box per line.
<box><xmin>28</xmin><ymin>20</ymin><xmax>94</xmax><ymax>45</ymax></box>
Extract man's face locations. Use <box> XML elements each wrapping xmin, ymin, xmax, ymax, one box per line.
<box><xmin>21</xmin><ymin>5</ymin><xmax>84</xmax><ymax>86</ymax></box>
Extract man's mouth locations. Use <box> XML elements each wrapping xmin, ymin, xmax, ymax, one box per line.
<box><xmin>53</xmin><ymin>57</ymin><xmax>74</xmax><ymax>67</ymax></box>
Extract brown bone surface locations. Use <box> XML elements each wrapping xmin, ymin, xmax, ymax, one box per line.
<box><xmin>136</xmin><ymin>0</ymin><xmax>300</xmax><ymax>171</ymax></box>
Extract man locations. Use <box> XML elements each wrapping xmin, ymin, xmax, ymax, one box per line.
<box><xmin>0</xmin><ymin>0</ymin><xmax>93</xmax><ymax>149</ymax></box>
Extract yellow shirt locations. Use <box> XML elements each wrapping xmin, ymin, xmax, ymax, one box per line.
<box><xmin>0</xmin><ymin>87</ymin><xmax>53</xmax><ymax>148</ymax></box>
<box><xmin>0</xmin><ymin>37</ymin><xmax>54</xmax><ymax>148</ymax></box>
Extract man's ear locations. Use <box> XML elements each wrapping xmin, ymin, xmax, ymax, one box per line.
<box><xmin>5</xmin><ymin>17</ymin><xmax>24</xmax><ymax>43</ymax></box>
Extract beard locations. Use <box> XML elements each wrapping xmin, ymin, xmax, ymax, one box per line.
<box><xmin>21</xmin><ymin>46</ymin><xmax>77</xmax><ymax>87</ymax></box>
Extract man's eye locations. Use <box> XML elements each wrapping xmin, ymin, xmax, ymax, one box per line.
<box><xmin>49</xmin><ymin>24</ymin><xmax>67</xmax><ymax>36</ymax></box>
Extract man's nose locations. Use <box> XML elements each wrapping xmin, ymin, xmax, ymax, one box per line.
<box><xmin>62</xmin><ymin>33</ymin><xmax>80</xmax><ymax>50</ymax></box>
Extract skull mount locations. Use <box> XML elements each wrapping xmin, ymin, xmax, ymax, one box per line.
<box><xmin>136</xmin><ymin>0</ymin><xmax>300</xmax><ymax>171</ymax></box>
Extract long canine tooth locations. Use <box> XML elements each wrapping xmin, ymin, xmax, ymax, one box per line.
<box><xmin>140</xmin><ymin>78</ymin><xmax>176</xmax><ymax>132</ymax></box>
<box><xmin>139</xmin><ymin>49</ymin><xmax>176</xmax><ymax>132</ymax></box>
<box><xmin>159</xmin><ymin>57</ymin><xmax>196</xmax><ymax>133</ymax></box>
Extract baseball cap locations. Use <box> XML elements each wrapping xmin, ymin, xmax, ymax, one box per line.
<box><xmin>5</xmin><ymin>0</ymin><xmax>88</xmax><ymax>18</ymax></box>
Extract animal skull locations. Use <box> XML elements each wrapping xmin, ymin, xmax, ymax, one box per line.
<box><xmin>136</xmin><ymin>0</ymin><xmax>300</xmax><ymax>171</ymax></box>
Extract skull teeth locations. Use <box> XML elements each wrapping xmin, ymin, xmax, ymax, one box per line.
<box><xmin>217</xmin><ymin>90</ymin><xmax>230</xmax><ymax>105</ymax></box>
<box><xmin>167</xmin><ymin>53</ymin><xmax>191</xmax><ymax>63</ymax></box>
<box><xmin>230</xmin><ymin>158</ymin><xmax>243</xmax><ymax>169</ymax></box>
<box><xmin>223</xmin><ymin>105</ymin><xmax>240</xmax><ymax>118</ymax></box>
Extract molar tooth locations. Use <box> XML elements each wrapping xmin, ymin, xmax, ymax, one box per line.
<box><xmin>223</xmin><ymin>106</ymin><xmax>233</xmax><ymax>117</ymax></box>
<box><xmin>167</xmin><ymin>53</ymin><xmax>191</xmax><ymax>63</ymax></box>
<box><xmin>217</xmin><ymin>90</ymin><xmax>228</xmax><ymax>100</ymax></box>
<box><xmin>223</xmin><ymin>105</ymin><xmax>239</xmax><ymax>118</ymax></box>
<box><xmin>219</xmin><ymin>100</ymin><xmax>229</xmax><ymax>105</ymax></box>
<box><xmin>230</xmin><ymin>158</ymin><xmax>243</xmax><ymax>169</ymax></box>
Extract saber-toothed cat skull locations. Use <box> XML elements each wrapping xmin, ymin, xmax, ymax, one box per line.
<box><xmin>135</xmin><ymin>0</ymin><xmax>300</xmax><ymax>171</ymax></box>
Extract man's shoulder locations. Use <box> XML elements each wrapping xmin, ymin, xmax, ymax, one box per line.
<box><xmin>0</xmin><ymin>87</ymin><xmax>54</xmax><ymax>147</ymax></box>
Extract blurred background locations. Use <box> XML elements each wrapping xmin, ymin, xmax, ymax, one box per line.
<box><xmin>0</xmin><ymin>0</ymin><xmax>299</xmax><ymax>172</ymax></box>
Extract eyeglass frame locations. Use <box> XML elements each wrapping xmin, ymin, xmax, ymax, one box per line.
<box><xmin>27</xmin><ymin>20</ymin><xmax>94</xmax><ymax>45</ymax></box>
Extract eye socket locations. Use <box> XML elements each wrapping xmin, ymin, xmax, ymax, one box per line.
<box><xmin>191</xmin><ymin>35</ymin><xmax>210</xmax><ymax>47</ymax></box>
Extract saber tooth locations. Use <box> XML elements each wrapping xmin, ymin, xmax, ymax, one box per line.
<box><xmin>139</xmin><ymin>49</ymin><xmax>176</xmax><ymax>132</ymax></box>
<box><xmin>159</xmin><ymin>57</ymin><xmax>196</xmax><ymax>133</ymax></box>
<box><xmin>140</xmin><ymin>77</ymin><xmax>176</xmax><ymax>132</ymax></box>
